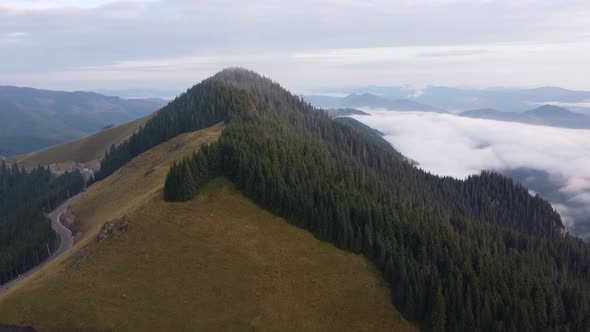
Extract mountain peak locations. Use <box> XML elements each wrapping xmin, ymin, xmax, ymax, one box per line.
<box><xmin>212</xmin><ymin>67</ymin><xmax>267</xmax><ymax>83</ymax></box>
<box><xmin>528</xmin><ymin>104</ymin><xmax>572</xmax><ymax>114</ymax></box>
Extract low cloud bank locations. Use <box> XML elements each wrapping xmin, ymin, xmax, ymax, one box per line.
<box><xmin>353</xmin><ymin>110</ymin><xmax>590</xmax><ymax>240</ymax></box>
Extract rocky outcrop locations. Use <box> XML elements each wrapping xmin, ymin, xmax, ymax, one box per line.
<box><xmin>97</xmin><ymin>217</ymin><xmax>130</xmax><ymax>242</ymax></box>
<box><xmin>60</xmin><ymin>207</ymin><xmax>83</xmax><ymax>243</ymax></box>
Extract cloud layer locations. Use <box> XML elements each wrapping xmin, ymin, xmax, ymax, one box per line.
<box><xmin>353</xmin><ymin>110</ymin><xmax>590</xmax><ymax>240</ymax></box>
<box><xmin>1</xmin><ymin>0</ymin><xmax>590</xmax><ymax>90</ymax></box>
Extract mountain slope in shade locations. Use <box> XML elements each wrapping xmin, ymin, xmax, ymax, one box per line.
<box><xmin>0</xmin><ymin>86</ymin><xmax>166</xmax><ymax>156</ymax></box>
<box><xmin>305</xmin><ymin>92</ymin><xmax>445</xmax><ymax>113</ymax></box>
<box><xmin>334</xmin><ymin>117</ymin><xmax>410</xmax><ymax>162</ymax></box>
<box><xmin>460</xmin><ymin>104</ymin><xmax>590</xmax><ymax>129</ymax></box>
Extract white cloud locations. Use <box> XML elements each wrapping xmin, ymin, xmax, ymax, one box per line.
<box><xmin>1</xmin><ymin>0</ymin><xmax>590</xmax><ymax>89</ymax></box>
<box><xmin>0</xmin><ymin>0</ymin><xmax>120</xmax><ymax>10</ymax></box>
<box><xmin>0</xmin><ymin>31</ymin><xmax>30</xmax><ymax>44</ymax></box>
<box><xmin>5</xmin><ymin>40</ymin><xmax>590</xmax><ymax>92</ymax></box>
<box><xmin>353</xmin><ymin>110</ymin><xmax>590</xmax><ymax>239</ymax></box>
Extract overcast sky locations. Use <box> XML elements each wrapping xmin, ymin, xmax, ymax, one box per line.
<box><xmin>1</xmin><ymin>0</ymin><xmax>590</xmax><ymax>91</ymax></box>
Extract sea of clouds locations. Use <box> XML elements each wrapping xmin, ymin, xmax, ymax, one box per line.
<box><xmin>353</xmin><ymin>110</ymin><xmax>590</xmax><ymax>240</ymax></box>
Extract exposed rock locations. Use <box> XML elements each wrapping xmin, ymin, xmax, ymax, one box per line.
<box><xmin>97</xmin><ymin>216</ymin><xmax>130</xmax><ymax>242</ymax></box>
<box><xmin>144</xmin><ymin>168</ymin><xmax>155</xmax><ymax>177</ymax></box>
<box><xmin>172</xmin><ymin>142</ymin><xmax>186</xmax><ymax>151</ymax></box>
<box><xmin>61</xmin><ymin>207</ymin><xmax>82</xmax><ymax>242</ymax></box>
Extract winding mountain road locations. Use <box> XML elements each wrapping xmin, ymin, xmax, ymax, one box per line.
<box><xmin>0</xmin><ymin>194</ymin><xmax>80</xmax><ymax>296</ymax></box>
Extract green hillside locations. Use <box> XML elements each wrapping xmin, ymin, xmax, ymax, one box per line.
<box><xmin>0</xmin><ymin>86</ymin><xmax>165</xmax><ymax>156</ymax></box>
<box><xmin>0</xmin><ymin>124</ymin><xmax>415</xmax><ymax>332</ymax></box>
<box><xmin>10</xmin><ymin>114</ymin><xmax>152</xmax><ymax>170</ymax></box>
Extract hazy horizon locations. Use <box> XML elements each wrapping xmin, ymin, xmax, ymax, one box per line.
<box><xmin>2</xmin><ymin>0</ymin><xmax>590</xmax><ymax>91</ymax></box>
<box><xmin>353</xmin><ymin>109</ymin><xmax>590</xmax><ymax>241</ymax></box>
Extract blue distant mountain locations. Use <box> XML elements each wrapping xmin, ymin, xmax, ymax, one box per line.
<box><xmin>324</xmin><ymin>108</ymin><xmax>370</xmax><ymax>117</ymax></box>
<box><xmin>339</xmin><ymin>85</ymin><xmax>590</xmax><ymax>113</ymax></box>
<box><xmin>0</xmin><ymin>86</ymin><xmax>166</xmax><ymax>156</ymax></box>
<box><xmin>460</xmin><ymin>104</ymin><xmax>590</xmax><ymax>129</ymax></box>
<box><xmin>305</xmin><ymin>92</ymin><xmax>445</xmax><ymax>113</ymax></box>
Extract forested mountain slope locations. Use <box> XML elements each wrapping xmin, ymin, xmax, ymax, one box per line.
<box><xmin>162</xmin><ymin>68</ymin><xmax>590</xmax><ymax>331</ymax></box>
<box><xmin>0</xmin><ymin>124</ymin><xmax>414</xmax><ymax>332</ymax></box>
<box><xmin>333</xmin><ymin>117</ymin><xmax>408</xmax><ymax>161</ymax></box>
<box><xmin>66</xmin><ymin>67</ymin><xmax>590</xmax><ymax>331</ymax></box>
<box><xmin>0</xmin><ymin>162</ymin><xmax>84</xmax><ymax>285</ymax></box>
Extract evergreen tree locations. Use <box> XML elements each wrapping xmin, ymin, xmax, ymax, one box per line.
<box><xmin>0</xmin><ymin>165</ymin><xmax>85</xmax><ymax>284</ymax></box>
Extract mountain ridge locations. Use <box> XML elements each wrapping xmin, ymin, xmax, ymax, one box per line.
<box><xmin>342</xmin><ymin>85</ymin><xmax>590</xmax><ymax>113</ymax></box>
<box><xmin>305</xmin><ymin>92</ymin><xmax>444</xmax><ymax>113</ymax></box>
<box><xmin>460</xmin><ymin>104</ymin><xmax>590</xmax><ymax>129</ymax></box>
<box><xmin>0</xmin><ymin>86</ymin><xmax>165</xmax><ymax>156</ymax></box>
<box><xmin>154</xmin><ymin>68</ymin><xmax>588</xmax><ymax>331</ymax></box>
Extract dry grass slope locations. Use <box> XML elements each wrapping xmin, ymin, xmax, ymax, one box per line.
<box><xmin>0</xmin><ymin>123</ymin><xmax>416</xmax><ymax>332</ymax></box>
<box><xmin>10</xmin><ymin>114</ymin><xmax>153</xmax><ymax>170</ymax></box>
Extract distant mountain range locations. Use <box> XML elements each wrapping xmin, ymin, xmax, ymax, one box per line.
<box><xmin>306</xmin><ymin>89</ymin><xmax>590</xmax><ymax>130</ymax></box>
<box><xmin>95</xmin><ymin>88</ymin><xmax>178</xmax><ymax>100</ymax></box>
<box><xmin>324</xmin><ymin>108</ymin><xmax>370</xmax><ymax>117</ymax></box>
<box><xmin>305</xmin><ymin>93</ymin><xmax>444</xmax><ymax>113</ymax></box>
<box><xmin>459</xmin><ymin>104</ymin><xmax>590</xmax><ymax>129</ymax></box>
<box><xmin>313</xmin><ymin>85</ymin><xmax>590</xmax><ymax>114</ymax></box>
<box><xmin>0</xmin><ymin>86</ymin><xmax>166</xmax><ymax>157</ymax></box>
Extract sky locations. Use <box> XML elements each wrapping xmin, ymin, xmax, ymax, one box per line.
<box><xmin>354</xmin><ymin>110</ymin><xmax>590</xmax><ymax>240</ymax></box>
<box><xmin>1</xmin><ymin>0</ymin><xmax>590</xmax><ymax>92</ymax></box>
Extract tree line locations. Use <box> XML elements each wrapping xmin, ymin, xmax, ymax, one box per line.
<box><xmin>0</xmin><ymin>161</ymin><xmax>85</xmax><ymax>284</ymax></box>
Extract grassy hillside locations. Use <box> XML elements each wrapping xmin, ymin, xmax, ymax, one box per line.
<box><xmin>0</xmin><ymin>86</ymin><xmax>166</xmax><ymax>157</ymax></box>
<box><xmin>10</xmin><ymin>114</ymin><xmax>153</xmax><ymax>170</ymax></box>
<box><xmin>0</xmin><ymin>123</ymin><xmax>415</xmax><ymax>332</ymax></box>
